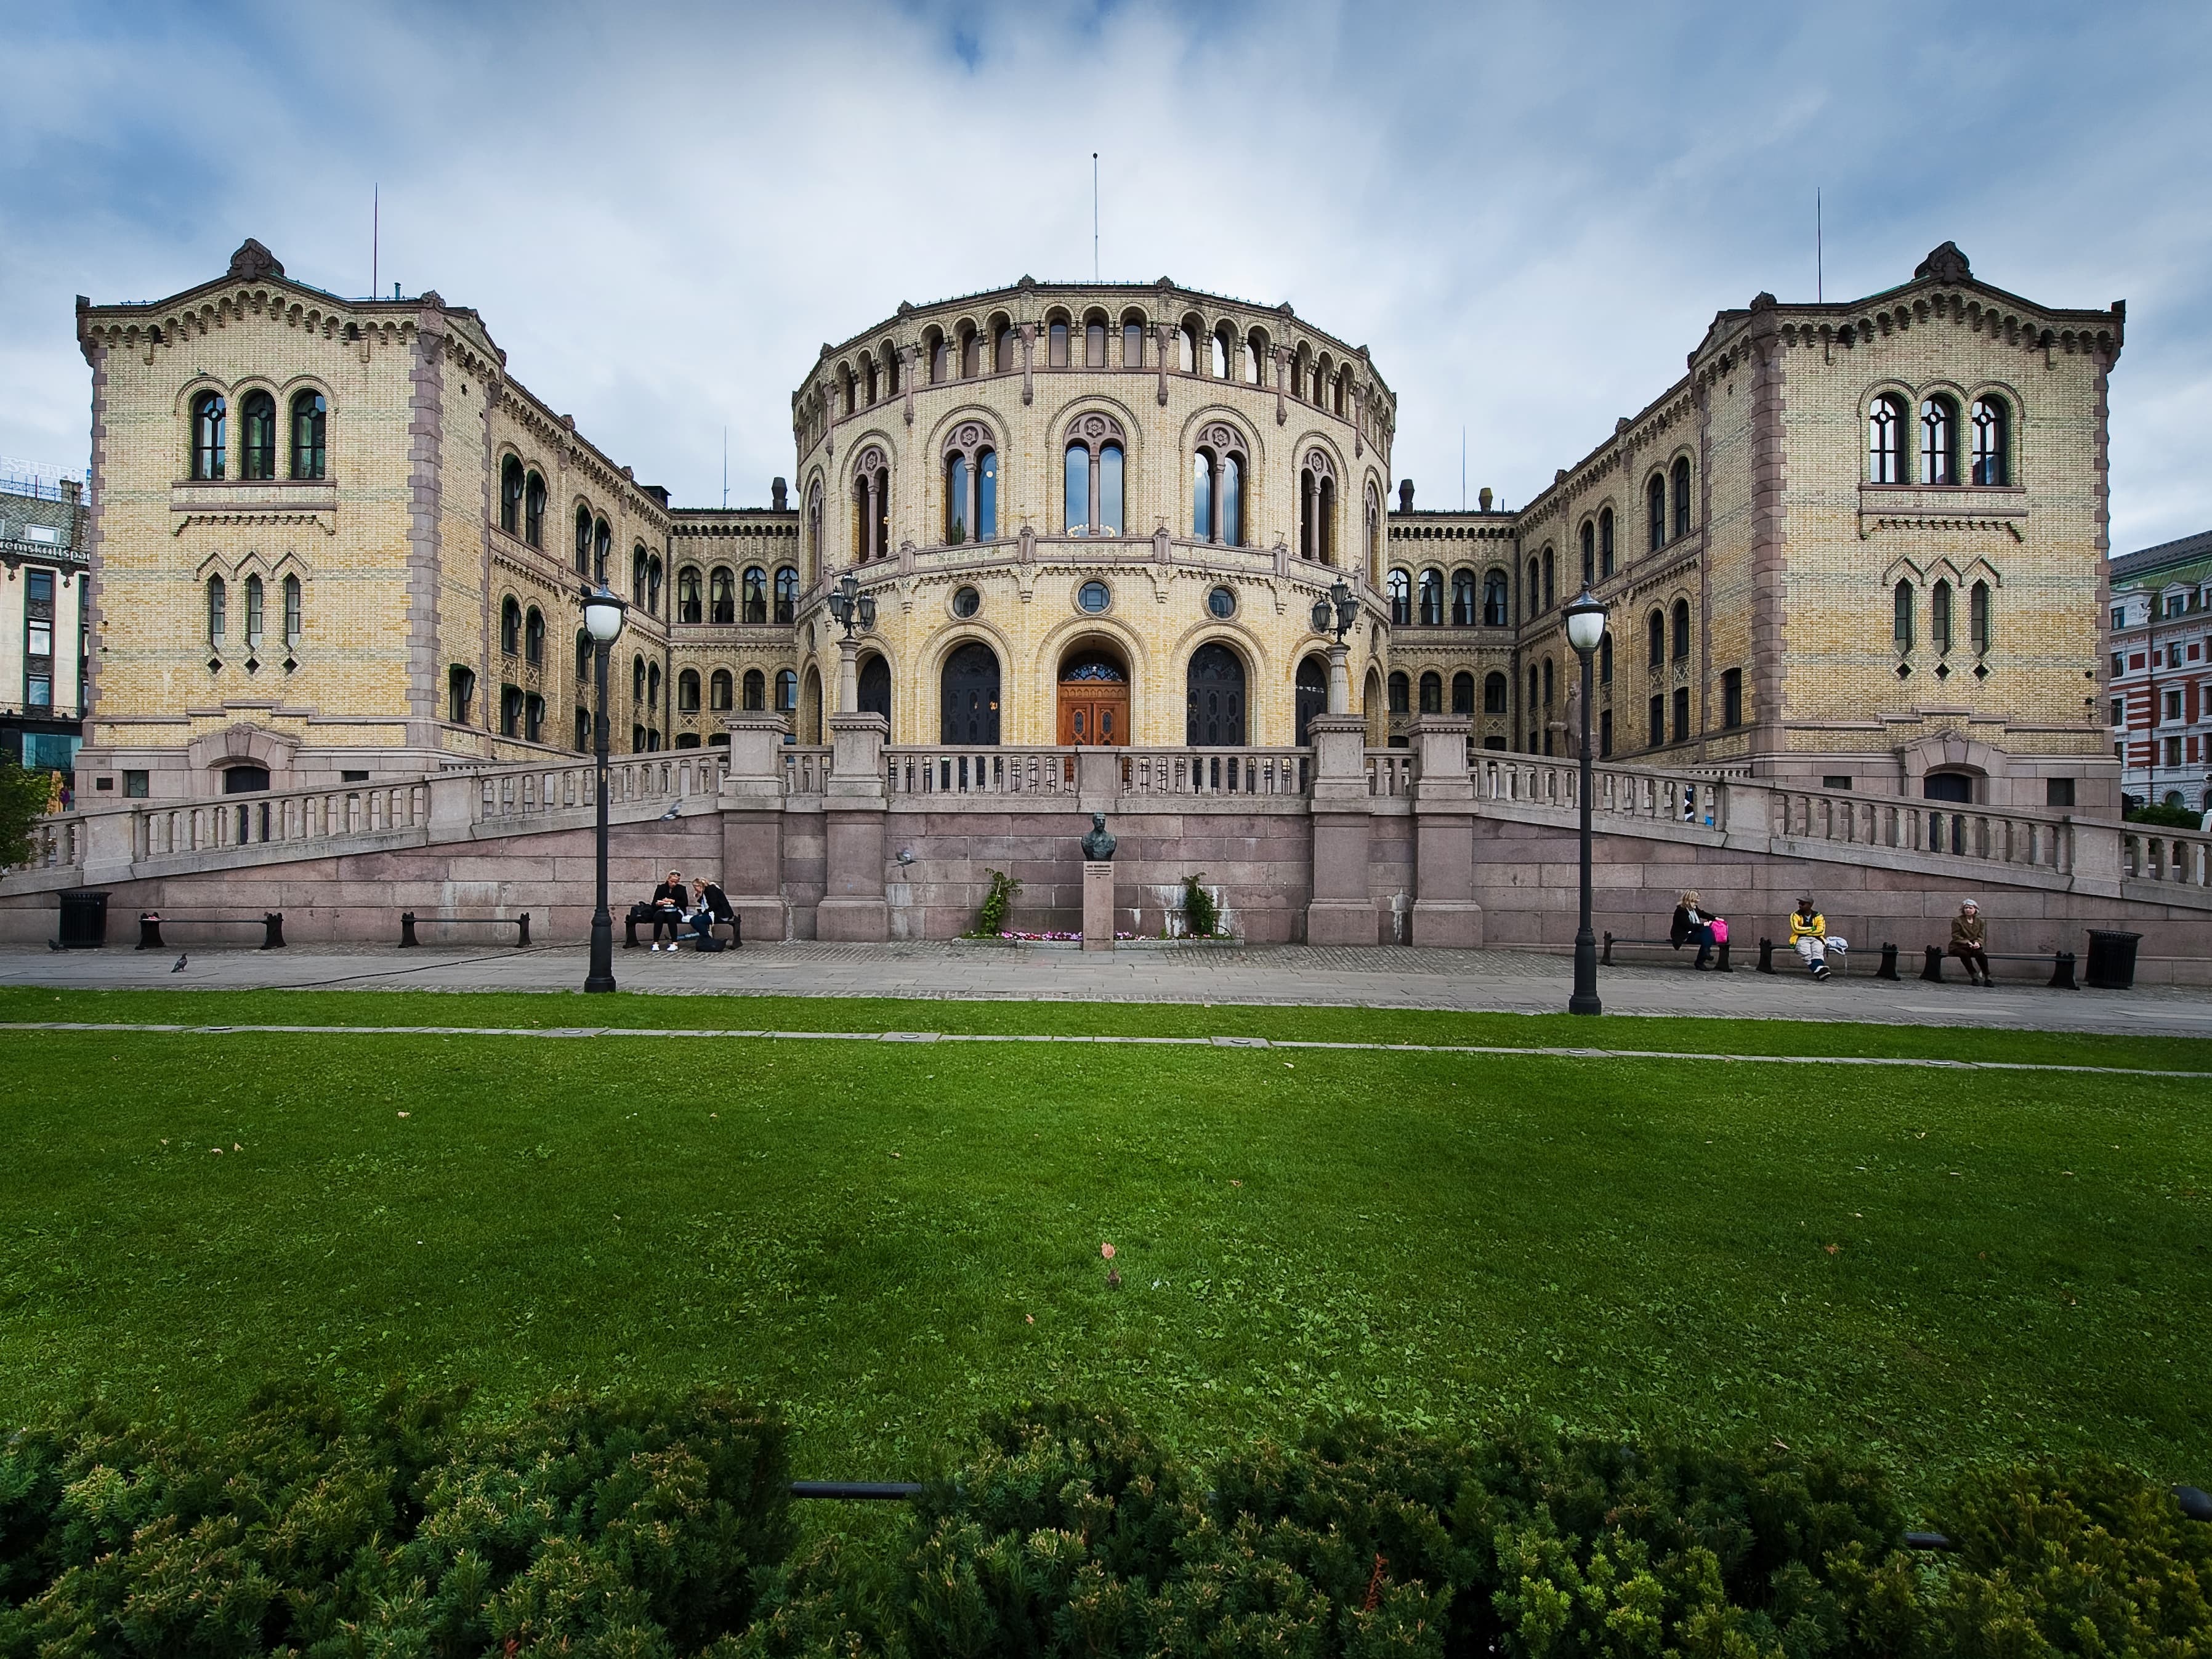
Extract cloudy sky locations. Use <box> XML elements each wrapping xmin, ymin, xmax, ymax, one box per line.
<box><xmin>3</xmin><ymin>0</ymin><xmax>2206</xmax><ymax>551</ymax></box>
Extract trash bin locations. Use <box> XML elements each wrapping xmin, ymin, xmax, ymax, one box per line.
<box><xmin>57</xmin><ymin>889</ymin><xmax>110</xmax><ymax>949</ymax></box>
<box><xmin>2084</xmin><ymin>929</ymin><xmax>2142</xmax><ymax>991</ymax></box>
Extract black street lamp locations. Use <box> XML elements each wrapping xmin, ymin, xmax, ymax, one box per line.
<box><xmin>1563</xmin><ymin>586</ymin><xmax>1610</xmax><ymax>1015</ymax></box>
<box><xmin>581</xmin><ymin>585</ymin><xmax>629</xmax><ymax>993</ymax></box>
<box><xmin>825</xmin><ymin>570</ymin><xmax>877</xmax><ymax>639</ymax></box>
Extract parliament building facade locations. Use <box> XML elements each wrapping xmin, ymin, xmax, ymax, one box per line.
<box><xmin>68</xmin><ymin>238</ymin><xmax>2124</xmax><ymax>814</ymax></box>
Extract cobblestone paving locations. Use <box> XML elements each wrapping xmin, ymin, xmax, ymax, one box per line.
<box><xmin>3</xmin><ymin>941</ymin><xmax>2206</xmax><ymax>1038</ymax></box>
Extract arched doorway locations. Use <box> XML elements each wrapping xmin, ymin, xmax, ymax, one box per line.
<box><xmin>1187</xmin><ymin>642</ymin><xmax>1246</xmax><ymax>746</ymax></box>
<box><xmin>858</xmin><ymin>652</ymin><xmax>891</xmax><ymax>725</ymax></box>
<box><xmin>940</xmin><ymin>642</ymin><xmax>1001</xmax><ymax>743</ymax></box>
<box><xmin>799</xmin><ymin>666</ymin><xmax>822</xmax><ymax>744</ymax></box>
<box><xmin>1057</xmin><ymin>647</ymin><xmax>1128</xmax><ymax>745</ymax></box>
<box><xmin>1294</xmin><ymin>653</ymin><xmax>1328</xmax><ymax>745</ymax></box>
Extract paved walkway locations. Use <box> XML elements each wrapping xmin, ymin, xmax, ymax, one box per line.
<box><xmin>4</xmin><ymin>942</ymin><xmax>2206</xmax><ymax>1038</ymax></box>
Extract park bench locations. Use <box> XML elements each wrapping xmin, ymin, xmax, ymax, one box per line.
<box><xmin>1920</xmin><ymin>943</ymin><xmax>2078</xmax><ymax>989</ymax></box>
<box><xmin>1600</xmin><ymin>932</ymin><xmax>1732</xmax><ymax>971</ymax></box>
<box><xmin>623</xmin><ymin>904</ymin><xmax>741</xmax><ymax>950</ymax></box>
<box><xmin>1755</xmin><ymin>937</ymin><xmax>1883</xmax><ymax>977</ymax></box>
<box><xmin>398</xmin><ymin>911</ymin><xmax>531</xmax><ymax>947</ymax></box>
<box><xmin>137</xmin><ymin>911</ymin><xmax>286</xmax><ymax>950</ymax></box>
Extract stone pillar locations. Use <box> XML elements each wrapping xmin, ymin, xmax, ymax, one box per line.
<box><xmin>1083</xmin><ymin>861</ymin><xmax>1114</xmax><ymax>951</ymax></box>
<box><xmin>817</xmin><ymin>711</ymin><xmax>889</xmax><ymax>941</ymax></box>
<box><xmin>78</xmin><ymin>805</ymin><xmax>139</xmax><ymax>886</ymax></box>
<box><xmin>838</xmin><ymin>634</ymin><xmax>860</xmax><ymax>714</ymax></box>
<box><xmin>1326</xmin><ymin>641</ymin><xmax>1350</xmax><ymax>714</ymax></box>
<box><xmin>1305</xmin><ymin>712</ymin><xmax>1378</xmax><ymax>945</ymax></box>
<box><xmin>718</xmin><ymin>711</ymin><xmax>791</xmax><ymax>942</ymax></box>
<box><xmin>1409</xmin><ymin>715</ymin><xmax>1483</xmax><ymax>947</ymax></box>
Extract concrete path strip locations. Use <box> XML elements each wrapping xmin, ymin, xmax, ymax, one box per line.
<box><xmin>2</xmin><ymin>1019</ymin><xmax>2208</xmax><ymax>1080</ymax></box>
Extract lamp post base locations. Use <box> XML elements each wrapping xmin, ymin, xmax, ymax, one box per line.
<box><xmin>1570</xmin><ymin>929</ymin><xmax>1602</xmax><ymax>1016</ymax></box>
<box><xmin>586</xmin><ymin>908</ymin><xmax>616</xmax><ymax>993</ymax></box>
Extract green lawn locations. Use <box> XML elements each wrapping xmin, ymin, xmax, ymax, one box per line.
<box><xmin>3</xmin><ymin>990</ymin><xmax>2208</xmax><ymax>1498</ymax></box>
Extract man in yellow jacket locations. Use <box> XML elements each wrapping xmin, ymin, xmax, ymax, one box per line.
<box><xmin>1788</xmin><ymin>895</ymin><xmax>1847</xmax><ymax>980</ymax></box>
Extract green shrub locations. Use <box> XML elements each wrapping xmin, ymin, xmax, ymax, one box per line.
<box><xmin>971</xmin><ymin>868</ymin><xmax>1021</xmax><ymax>937</ymax></box>
<box><xmin>2126</xmin><ymin>802</ymin><xmax>2205</xmax><ymax>830</ymax></box>
<box><xmin>1179</xmin><ymin>875</ymin><xmax>1219</xmax><ymax>938</ymax></box>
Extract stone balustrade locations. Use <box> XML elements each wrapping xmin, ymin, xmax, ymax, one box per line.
<box><xmin>885</xmin><ymin>746</ymin><xmax>1077</xmax><ymax>797</ymax></box>
<box><xmin>2124</xmin><ymin>826</ymin><xmax>2212</xmax><ymax>889</ymax></box>
<box><xmin>1118</xmin><ymin>748</ymin><xmax>1308</xmax><ymax>797</ymax></box>
<box><xmin>1365</xmin><ymin>750</ymin><xmax>1417</xmax><ymax>797</ymax></box>
<box><xmin>132</xmin><ymin>780</ymin><xmax>434</xmax><ymax>861</ymax></box>
<box><xmin>1764</xmin><ymin>785</ymin><xmax>2074</xmax><ymax>876</ymax></box>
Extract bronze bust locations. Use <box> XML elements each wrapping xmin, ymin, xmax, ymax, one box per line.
<box><xmin>1081</xmin><ymin>812</ymin><xmax>1116</xmax><ymax>861</ymax></box>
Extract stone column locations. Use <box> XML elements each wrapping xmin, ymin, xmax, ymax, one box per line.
<box><xmin>817</xmin><ymin>710</ymin><xmax>890</xmax><ymax>941</ymax></box>
<box><xmin>838</xmin><ymin>634</ymin><xmax>860</xmax><ymax>714</ymax></box>
<box><xmin>1326</xmin><ymin>641</ymin><xmax>1351</xmax><ymax>715</ymax></box>
<box><xmin>1083</xmin><ymin>862</ymin><xmax>1114</xmax><ymax>951</ymax></box>
<box><xmin>1305</xmin><ymin>712</ymin><xmax>1378</xmax><ymax>945</ymax></box>
<box><xmin>1409</xmin><ymin>714</ymin><xmax>1483</xmax><ymax>947</ymax></box>
<box><xmin>718</xmin><ymin>711</ymin><xmax>791</xmax><ymax>942</ymax></box>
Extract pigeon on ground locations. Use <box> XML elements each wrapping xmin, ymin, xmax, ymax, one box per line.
<box><xmin>48</xmin><ymin>940</ymin><xmax>62</xmax><ymax>952</ymax></box>
<box><xmin>659</xmin><ymin>799</ymin><xmax>682</xmax><ymax>820</ymax></box>
<box><xmin>171</xmin><ymin>954</ymin><xmax>188</xmax><ymax>972</ymax></box>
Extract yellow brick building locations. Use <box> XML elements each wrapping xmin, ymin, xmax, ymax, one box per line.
<box><xmin>70</xmin><ymin>238</ymin><xmax>2121</xmax><ymax>813</ymax></box>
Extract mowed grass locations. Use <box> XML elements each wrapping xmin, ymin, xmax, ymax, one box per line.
<box><xmin>2</xmin><ymin>990</ymin><xmax>2208</xmax><ymax>1496</ymax></box>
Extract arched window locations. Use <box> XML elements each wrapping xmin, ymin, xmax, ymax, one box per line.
<box><xmin>1209</xmin><ymin>329</ymin><xmax>1229</xmax><ymax>379</ymax></box>
<box><xmin>1893</xmin><ymin>580</ymin><xmax>1915</xmax><ymax>652</ymax></box>
<box><xmin>525</xmin><ymin>606</ymin><xmax>545</xmax><ymax>665</ymax></box>
<box><xmin>1298</xmin><ymin>453</ymin><xmax>1336</xmax><ymax>563</ymax></box>
<box><xmin>575</xmin><ymin>630</ymin><xmax>591</xmax><ymax>681</ymax></box>
<box><xmin>239</xmin><ymin>391</ymin><xmax>276</xmax><ymax>480</ymax></box>
<box><xmin>1580</xmin><ymin>521</ymin><xmax>1595</xmax><ymax>588</ymax></box>
<box><xmin>741</xmin><ymin>566</ymin><xmax>768</xmax><ymax>624</ymax></box>
<box><xmin>709</xmin><ymin>567</ymin><xmax>735</xmax><ymax>625</ymax></box>
<box><xmin>1599</xmin><ymin>507</ymin><xmax>1614</xmax><ymax>579</ymax></box>
<box><xmin>1179</xmin><ymin>321</ymin><xmax>1198</xmax><ymax>373</ymax></box>
<box><xmin>850</xmin><ymin>449</ymin><xmax>890</xmax><ymax>563</ymax></box>
<box><xmin>574</xmin><ymin>708</ymin><xmax>591</xmax><ymax>749</ymax></box>
<box><xmin>1671</xmin><ymin>599</ymin><xmax>1690</xmax><ymax>662</ymax></box>
<box><xmin>1971</xmin><ymin>397</ymin><xmax>2009</xmax><ymax>486</ymax></box>
<box><xmin>523</xmin><ymin>472</ymin><xmax>544</xmax><ymax>546</ymax></box>
<box><xmin>1241</xmin><ymin>335</ymin><xmax>1261</xmax><ymax>384</ymax></box>
<box><xmin>1387</xmin><ymin>567</ymin><xmax>1411</xmax><ymax>626</ymax></box>
<box><xmin>575</xmin><ymin>506</ymin><xmax>593</xmax><ymax>576</ymax></box>
<box><xmin>710</xmin><ymin>669</ymin><xmax>733</xmax><ymax>711</ymax></box>
<box><xmin>1541</xmin><ymin>547</ymin><xmax>1556</xmax><ymax>612</ymax></box>
<box><xmin>1646</xmin><ymin>609</ymin><xmax>1664</xmax><ymax>668</ymax></box>
<box><xmin>450</xmin><ymin>665</ymin><xmax>475</xmax><ymax>725</ymax></box>
<box><xmin>1541</xmin><ymin>657</ymin><xmax>1554</xmax><ymax>710</ymax></box>
<box><xmin>1599</xmin><ymin>636</ymin><xmax>1613</xmax><ymax>685</ymax></box>
<box><xmin>1482</xmin><ymin>569</ymin><xmax>1509</xmax><ymax>627</ymax></box>
<box><xmin>1524</xmin><ymin>556</ymin><xmax>1540</xmax><ymax>617</ymax></box>
<box><xmin>1186</xmin><ymin>642</ymin><xmax>1246</xmax><ymax>745</ymax></box>
<box><xmin>1122</xmin><ymin>316</ymin><xmax>1144</xmax><ymax>367</ymax></box>
<box><xmin>1451</xmin><ymin>669</ymin><xmax>1475</xmax><ymax>716</ymax></box>
<box><xmin>773</xmin><ymin>565</ymin><xmax>799</xmax><ymax>623</ymax></box>
<box><xmin>593</xmin><ymin>518</ymin><xmax>611</xmax><ymax>584</ymax></box>
<box><xmin>677</xmin><ymin>567</ymin><xmax>703</xmax><ymax>624</ymax></box>
<box><xmin>283</xmin><ymin>574</ymin><xmax>302</xmax><ymax>648</ymax></box>
<box><xmin>1970</xmin><ymin>579</ymin><xmax>1992</xmax><ymax>654</ymax></box>
<box><xmin>290</xmin><ymin>392</ymin><xmax>326</xmax><ymax>480</ymax></box>
<box><xmin>1419</xmin><ymin>671</ymin><xmax>1443</xmax><ymax>714</ymax></box>
<box><xmin>1482</xmin><ymin>671</ymin><xmax>1508</xmax><ymax>714</ymax></box>
<box><xmin>1868</xmin><ymin>395</ymin><xmax>1904</xmax><ymax>483</ymax></box>
<box><xmin>244</xmin><ymin>574</ymin><xmax>265</xmax><ymax>649</ymax></box>
<box><xmin>995</xmin><ymin>325</ymin><xmax>1015</xmax><ymax>373</ymax></box>
<box><xmin>1048</xmin><ymin>318</ymin><xmax>1070</xmax><ymax>367</ymax></box>
<box><xmin>1418</xmin><ymin>568</ymin><xmax>1444</xmax><ymax>626</ymax></box>
<box><xmin>941</xmin><ymin>642</ymin><xmax>1002</xmax><ymax>744</ymax></box>
<box><xmin>928</xmin><ymin>329</ymin><xmax>949</xmax><ymax>384</ymax></box>
<box><xmin>677</xmin><ymin>669</ymin><xmax>701</xmax><ymax>712</ymax></box>
<box><xmin>1919</xmin><ymin>395</ymin><xmax>1957</xmax><ymax>485</ymax></box>
<box><xmin>500</xmin><ymin>458</ymin><xmax>524</xmax><ymax>533</ymax></box>
<box><xmin>1365</xmin><ymin>484</ymin><xmax>1382</xmax><ymax>581</ymax></box>
<box><xmin>1192</xmin><ymin>424</ymin><xmax>1246</xmax><ymax>545</ymax></box>
<box><xmin>1063</xmin><ymin>414</ymin><xmax>1126</xmax><ymax>535</ymax></box>
<box><xmin>501</xmin><ymin>597</ymin><xmax>522</xmax><ymax>656</ymax></box>
<box><xmin>632</xmin><ymin>545</ymin><xmax>649</xmax><ymax>603</ymax></box>
<box><xmin>191</xmin><ymin>391</ymin><xmax>226</xmax><ymax>480</ymax></box>
<box><xmin>648</xmin><ymin>661</ymin><xmax>661</xmax><ymax>711</ymax></box>
<box><xmin>1451</xmin><ymin>569</ymin><xmax>1477</xmax><ymax>626</ymax></box>
<box><xmin>1647</xmin><ymin>473</ymin><xmax>1666</xmax><ymax>551</ymax></box>
<box><xmin>1931</xmin><ymin>579</ymin><xmax>1953</xmax><ymax>653</ymax></box>
<box><xmin>858</xmin><ymin>653</ymin><xmax>891</xmax><ymax>723</ymax></box>
<box><xmin>805</xmin><ymin>480</ymin><xmax>823</xmax><ymax>577</ymax></box>
<box><xmin>1085</xmin><ymin>317</ymin><xmax>1107</xmax><ymax>368</ymax></box>
<box><xmin>647</xmin><ymin>557</ymin><xmax>663</xmax><ymax>616</ymax></box>
<box><xmin>776</xmin><ymin>669</ymin><xmax>798</xmax><ymax>711</ymax></box>
<box><xmin>1388</xmin><ymin>671</ymin><xmax>1410</xmax><ymax>714</ymax></box>
<box><xmin>1671</xmin><ymin>456</ymin><xmax>1692</xmax><ymax>539</ymax></box>
<box><xmin>743</xmin><ymin>669</ymin><xmax>765</xmax><ymax>711</ymax></box>
<box><xmin>959</xmin><ymin>326</ymin><xmax>980</xmax><ymax>379</ymax></box>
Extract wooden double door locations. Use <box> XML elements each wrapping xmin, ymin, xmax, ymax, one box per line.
<box><xmin>1056</xmin><ymin>681</ymin><xmax>1129</xmax><ymax>745</ymax></box>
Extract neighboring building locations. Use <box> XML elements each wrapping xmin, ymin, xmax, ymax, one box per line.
<box><xmin>0</xmin><ymin>462</ymin><xmax>89</xmax><ymax>782</ymax></box>
<box><xmin>70</xmin><ymin>236</ymin><xmax>2123</xmax><ymax>813</ymax></box>
<box><xmin>2105</xmin><ymin>527</ymin><xmax>2212</xmax><ymax>813</ymax></box>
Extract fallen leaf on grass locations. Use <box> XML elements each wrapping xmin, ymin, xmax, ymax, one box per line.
<box><xmin>1823</xmin><ymin>1243</ymin><xmax>1840</xmax><ymax>1255</ymax></box>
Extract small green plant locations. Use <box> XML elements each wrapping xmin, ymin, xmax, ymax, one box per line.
<box><xmin>972</xmin><ymin>868</ymin><xmax>1021</xmax><ymax>935</ymax></box>
<box><xmin>1179</xmin><ymin>873</ymin><xmax>1219</xmax><ymax>938</ymax></box>
<box><xmin>2125</xmin><ymin>801</ymin><xmax>2203</xmax><ymax>829</ymax></box>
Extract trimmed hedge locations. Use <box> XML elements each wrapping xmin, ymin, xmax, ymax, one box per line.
<box><xmin>4</xmin><ymin>1391</ymin><xmax>2206</xmax><ymax>1658</ymax></box>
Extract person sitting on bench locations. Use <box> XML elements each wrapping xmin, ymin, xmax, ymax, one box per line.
<box><xmin>1948</xmin><ymin>898</ymin><xmax>1993</xmax><ymax>985</ymax></box>
<box><xmin>648</xmin><ymin>870</ymin><xmax>688</xmax><ymax>950</ymax></box>
<box><xmin>1670</xmin><ymin>889</ymin><xmax>1720</xmax><ymax>969</ymax></box>
<box><xmin>688</xmin><ymin>878</ymin><xmax>735</xmax><ymax>951</ymax></box>
<box><xmin>1789</xmin><ymin>895</ymin><xmax>1847</xmax><ymax>981</ymax></box>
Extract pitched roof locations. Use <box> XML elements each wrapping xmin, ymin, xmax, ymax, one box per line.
<box><xmin>2110</xmin><ymin>528</ymin><xmax>2212</xmax><ymax>585</ymax></box>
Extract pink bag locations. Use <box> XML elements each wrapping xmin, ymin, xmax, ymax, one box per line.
<box><xmin>1709</xmin><ymin>917</ymin><xmax>1729</xmax><ymax>945</ymax></box>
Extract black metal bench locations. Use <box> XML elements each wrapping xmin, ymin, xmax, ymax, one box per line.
<box><xmin>1601</xmin><ymin>932</ymin><xmax>1732</xmax><ymax>971</ymax></box>
<box><xmin>623</xmin><ymin>905</ymin><xmax>741</xmax><ymax>950</ymax></box>
<box><xmin>399</xmin><ymin>911</ymin><xmax>530</xmax><ymax>947</ymax></box>
<box><xmin>1756</xmin><ymin>937</ymin><xmax>1864</xmax><ymax>976</ymax></box>
<box><xmin>137</xmin><ymin>911</ymin><xmax>285</xmax><ymax>950</ymax></box>
<box><xmin>1921</xmin><ymin>944</ymin><xmax>2077</xmax><ymax>989</ymax></box>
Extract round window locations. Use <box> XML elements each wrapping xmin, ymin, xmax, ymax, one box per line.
<box><xmin>1077</xmin><ymin>579</ymin><xmax>1112</xmax><ymax>614</ymax></box>
<box><xmin>951</xmin><ymin>584</ymin><xmax>980</xmax><ymax>618</ymax></box>
<box><xmin>1207</xmin><ymin>585</ymin><xmax>1237</xmax><ymax>619</ymax></box>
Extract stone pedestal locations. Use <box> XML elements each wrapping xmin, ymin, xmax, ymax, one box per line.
<box><xmin>1408</xmin><ymin>715</ymin><xmax>1484</xmax><ymax>947</ymax></box>
<box><xmin>718</xmin><ymin>711</ymin><xmax>791</xmax><ymax>942</ymax></box>
<box><xmin>1304</xmin><ymin>712</ymin><xmax>1380</xmax><ymax>945</ymax></box>
<box><xmin>1082</xmin><ymin>860</ymin><xmax>1115</xmax><ymax>951</ymax></box>
<box><xmin>817</xmin><ymin>711</ymin><xmax>889</xmax><ymax>942</ymax></box>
